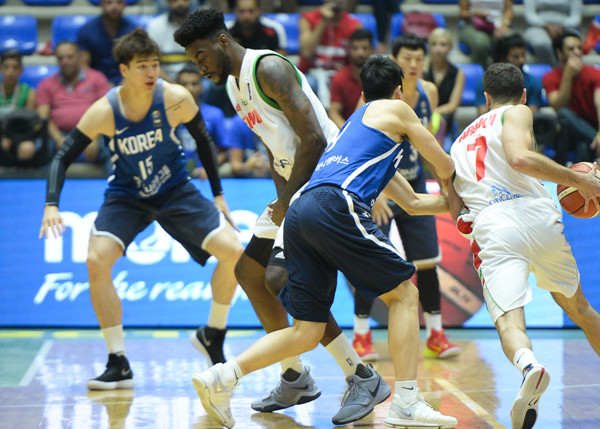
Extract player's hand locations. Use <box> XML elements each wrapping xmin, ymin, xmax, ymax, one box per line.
<box><xmin>214</xmin><ymin>194</ymin><xmax>240</xmax><ymax>232</ymax></box>
<box><xmin>39</xmin><ymin>205</ymin><xmax>65</xmax><ymax>239</ymax></box>
<box><xmin>372</xmin><ymin>195</ymin><xmax>393</xmax><ymax>226</ymax></box>
<box><xmin>268</xmin><ymin>199</ymin><xmax>287</xmax><ymax>226</ymax></box>
<box><xmin>577</xmin><ymin>162</ymin><xmax>600</xmax><ymax>214</ymax></box>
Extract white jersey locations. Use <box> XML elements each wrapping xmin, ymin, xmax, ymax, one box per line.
<box><xmin>226</xmin><ymin>49</ymin><xmax>339</xmax><ymax>180</ymax></box>
<box><xmin>451</xmin><ymin>105</ymin><xmax>552</xmax><ymax>217</ymax></box>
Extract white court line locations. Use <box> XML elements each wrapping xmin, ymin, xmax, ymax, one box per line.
<box><xmin>19</xmin><ymin>339</ymin><xmax>53</xmax><ymax>386</ymax></box>
<box><xmin>436</xmin><ymin>378</ymin><xmax>507</xmax><ymax>429</ymax></box>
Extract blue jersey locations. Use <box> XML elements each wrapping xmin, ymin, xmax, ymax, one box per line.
<box><xmin>397</xmin><ymin>80</ymin><xmax>431</xmax><ymax>181</ymax></box>
<box><xmin>105</xmin><ymin>79</ymin><xmax>189</xmax><ymax>198</ymax></box>
<box><xmin>305</xmin><ymin>102</ymin><xmax>404</xmax><ymax>207</ymax></box>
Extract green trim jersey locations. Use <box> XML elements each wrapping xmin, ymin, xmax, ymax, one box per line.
<box><xmin>451</xmin><ymin>105</ymin><xmax>551</xmax><ymax>217</ymax></box>
<box><xmin>226</xmin><ymin>49</ymin><xmax>339</xmax><ymax>180</ymax></box>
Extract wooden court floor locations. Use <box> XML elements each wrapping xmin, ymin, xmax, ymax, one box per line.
<box><xmin>0</xmin><ymin>328</ymin><xmax>598</xmax><ymax>429</ymax></box>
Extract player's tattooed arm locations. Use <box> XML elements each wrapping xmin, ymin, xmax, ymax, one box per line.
<box><xmin>264</xmin><ymin>145</ymin><xmax>287</xmax><ymax>196</ymax></box>
<box><xmin>256</xmin><ymin>56</ymin><xmax>327</xmax><ymax>224</ymax></box>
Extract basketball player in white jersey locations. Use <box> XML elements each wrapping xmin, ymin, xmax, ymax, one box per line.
<box><xmin>448</xmin><ymin>62</ymin><xmax>600</xmax><ymax>429</ymax></box>
<box><xmin>174</xmin><ymin>9</ymin><xmax>391</xmax><ymax>424</ymax></box>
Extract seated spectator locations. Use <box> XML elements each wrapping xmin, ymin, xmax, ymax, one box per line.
<box><xmin>423</xmin><ymin>28</ymin><xmax>465</xmax><ymax>149</ymax></box>
<box><xmin>329</xmin><ymin>28</ymin><xmax>374</xmax><ymax>128</ymax></box>
<box><xmin>77</xmin><ymin>0</ymin><xmax>137</xmax><ymax>85</ymax></box>
<box><xmin>524</xmin><ymin>0</ymin><xmax>582</xmax><ymax>66</ymax></box>
<box><xmin>175</xmin><ymin>66</ymin><xmax>231</xmax><ymax>179</ymax></box>
<box><xmin>346</xmin><ymin>0</ymin><xmax>401</xmax><ymax>53</ymax></box>
<box><xmin>37</xmin><ymin>41</ymin><xmax>112</xmax><ymax>166</ymax></box>
<box><xmin>299</xmin><ymin>0</ymin><xmax>362</xmax><ymax>109</ymax></box>
<box><xmin>0</xmin><ymin>50</ymin><xmax>47</xmax><ymax>168</ymax></box>
<box><xmin>459</xmin><ymin>0</ymin><xmax>514</xmax><ymax>69</ymax></box>
<box><xmin>226</xmin><ymin>0</ymin><xmax>287</xmax><ymax>55</ymax></box>
<box><xmin>147</xmin><ymin>0</ymin><xmax>193</xmax><ymax>82</ymax></box>
<box><xmin>543</xmin><ymin>29</ymin><xmax>600</xmax><ymax>165</ymax></box>
<box><xmin>223</xmin><ymin>115</ymin><xmax>270</xmax><ymax>178</ymax></box>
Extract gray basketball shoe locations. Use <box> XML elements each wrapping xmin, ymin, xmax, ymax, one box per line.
<box><xmin>251</xmin><ymin>366</ymin><xmax>321</xmax><ymax>412</ymax></box>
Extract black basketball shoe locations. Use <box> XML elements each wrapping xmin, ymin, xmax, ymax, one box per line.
<box><xmin>86</xmin><ymin>353</ymin><xmax>134</xmax><ymax>390</ymax></box>
<box><xmin>190</xmin><ymin>325</ymin><xmax>227</xmax><ymax>366</ymax></box>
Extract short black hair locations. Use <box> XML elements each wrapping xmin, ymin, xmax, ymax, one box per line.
<box><xmin>483</xmin><ymin>62</ymin><xmax>523</xmax><ymax>104</ymax></box>
<box><xmin>176</xmin><ymin>64</ymin><xmax>201</xmax><ymax>81</ymax></box>
<box><xmin>494</xmin><ymin>33</ymin><xmax>525</xmax><ymax>62</ymax></box>
<box><xmin>0</xmin><ymin>50</ymin><xmax>22</xmax><ymax>66</ymax></box>
<box><xmin>113</xmin><ymin>27</ymin><xmax>160</xmax><ymax>66</ymax></box>
<box><xmin>553</xmin><ymin>27</ymin><xmax>581</xmax><ymax>53</ymax></box>
<box><xmin>350</xmin><ymin>28</ymin><xmax>373</xmax><ymax>45</ymax></box>
<box><xmin>174</xmin><ymin>8</ymin><xmax>230</xmax><ymax>48</ymax></box>
<box><xmin>54</xmin><ymin>40</ymin><xmax>79</xmax><ymax>53</ymax></box>
<box><xmin>360</xmin><ymin>55</ymin><xmax>404</xmax><ymax>102</ymax></box>
<box><xmin>391</xmin><ymin>33</ymin><xmax>427</xmax><ymax>58</ymax></box>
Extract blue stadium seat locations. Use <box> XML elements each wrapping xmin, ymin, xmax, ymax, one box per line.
<box><xmin>389</xmin><ymin>12</ymin><xmax>446</xmax><ymax>43</ymax></box>
<box><xmin>20</xmin><ymin>65</ymin><xmax>59</xmax><ymax>88</ymax></box>
<box><xmin>523</xmin><ymin>63</ymin><xmax>552</xmax><ymax>106</ymax></box>
<box><xmin>22</xmin><ymin>0</ymin><xmax>72</xmax><ymax>5</ymax></box>
<box><xmin>51</xmin><ymin>15</ymin><xmax>94</xmax><ymax>50</ymax></box>
<box><xmin>128</xmin><ymin>14</ymin><xmax>157</xmax><ymax>29</ymax></box>
<box><xmin>264</xmin><ymin>13</ymin><xmax>300</xmax><ymax>55</ymax></box>
<box><xmin>87</xmin><ymin>0</ymin><xmax>138</xmax><ymax>5</ymax></box>
<box><xmin>351</xmin><ymin>13</ymin><xmax>378</xmax><ymax>46</ymax></box>
<box><xmin>0</xmin><ymin>15</ymin><xmax>38</xmax><ymax>55</ymax></box>
<box><xmin>0</xmin><ymin>0</ymin><xmax>6</xmax><ymax>4</ymax></box>
<box><xmin>458</xmin><ymin>63</ymin><xmax>484</xmax><ymax>106</ymax></box>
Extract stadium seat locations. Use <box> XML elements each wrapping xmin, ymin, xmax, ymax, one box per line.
<box><xmin>389</xmin><ymin>12</ymin><xmax>446</xmax><ymax>43</ymax></box>
<box><xmin>87</xmin><ymin>0</ymin><xmax>138</xmax><ymax>5</ymax></box>
<box><xmin>264</xmin><ymin>13</ymin><xmax>300</xmax><ymax>55</ymax></box>
<box><xmin>0</xmin><ymin>0</ymin><xmax>6</xmax><ymax>5</ymax></box>
<box><xmin>20</xmin><ymin>65</ymin><xmax>59</xmax><ymax>88</ymax></box>
<box><xmin>0</xmin><ymin>15</ymin><xmax>38</xmax><ymax>55</ymax></box>
<box><xmin>457</xmin><ymin>63</ymin><xmax>484</xmax><ymax>106</ymax></box>
<box><xmin>351</xmin><ymin>13</ymin><xmax>378</xmax><ymax>46</ymax></box>
<box><xmin>523</xmin><ymin>63</ymin><xmax>552</xmax><ymax>106</ymax></box>
<box><xmin>22</xmin><ymin>0</ymin><xmax>72</xmax><ymax>5</ymax></box>
<box><xmin>51</xmin><ymin>15</ymin><xmax>94</xmax><ymax>50</ymax></box>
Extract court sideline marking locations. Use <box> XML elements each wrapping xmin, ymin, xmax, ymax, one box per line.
<box><xmin>19</xmin><ymin>340</ymin><xmax>53</xmax><ymax>386</ymax></box>
<box><xmin>436</xmin><ymin>378</ymin><xmax>507</xmax><ymax>429</ymax></box>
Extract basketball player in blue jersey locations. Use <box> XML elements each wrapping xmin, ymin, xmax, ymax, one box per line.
<box><xmin>175</xmin><ymin>9</ymin><xmax>393</xmax><ymax>426</ymax></box>
<box><xmin>39</xmin><ymin>28</ymin><xmax>244</xmax><ymax>390</ymax></box>
<box><xmin>187</xmin><ymin>55</ymin><xmax>458</xmax><ymax>428</ymax></box>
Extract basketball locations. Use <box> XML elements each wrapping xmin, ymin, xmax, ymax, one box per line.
<box><xmin>557</xmin><ymin>162</ymin><xmax>600</xmax><ymax>218</ymax></box>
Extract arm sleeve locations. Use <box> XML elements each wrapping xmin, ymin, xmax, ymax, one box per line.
<box><xmin>45</xmin><ymin>128</ymin><xmax>92</xmax><ymax>206</ymax></box>
<box><xmin>183</xmin><ymin>110</ymin><xmax>223</xmax><ymax>196</ymax></box>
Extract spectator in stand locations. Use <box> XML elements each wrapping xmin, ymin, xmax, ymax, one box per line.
<box><xmin>423</xmin><ymin>28</ymin><xmax>465</xmax><ymax>149</ymax></box>
<box><xmin>176</xmin><ymin>66</ymin><xmax>231</xmax><ymax>179</ymax></box>
<box><xmin>299</xmin><ymin>0</ymin><xmax>362</xmax><ymax>109</ymax></box>
<box><xmin>329</xmin><ymin>28</ymin><xmax>374</xmax><ymax>128</ymax></box>
<box><xmin>37</xmin><ymin>41</ymin><xmax>112</xmax><ymax>166</ymax></box>
<box><xmin>223</xmin><ymin>115</ymin><xmax>270</xmax><ymax>178</ymax></box>
<box><xmin>77</xmin><ymin>0</ymin><xmax>137</xmax><ymax>85</ymax></box>
<box><xmin>543</xmin><ymin>29</ymin><xmax>600</xmax><ymax>165</ymax></box>
<box><xmin>346</xmin><ymin>0</ymin><xmax>401</xmax><ymax>54</ymax></box>
<box><xmin>226</xmin><ymin>0</ymin><xmax>287</xmax><ymax>55</ymax></box>
<box><xmin>459</xmin><ymin>0</ymin><xmax>514</xmax><ymax>69</ymax></box>
<box><xmin>147</xmin><ymin>0</ymin><xmax>193</xmax><ymax>82</ymax></box>
<box><xmin>524</xmin><ymin>0</ymin><xmax>582</xmax><ymax>66</ymax></box>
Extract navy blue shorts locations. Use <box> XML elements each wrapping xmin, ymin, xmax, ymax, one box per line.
<box><xmin>280</xmin><ymin>185</ymin><xmax>416</xmax><ymax>323</ymax></box>
<box><xmin>381</xmin><ymin>173</ymin><xmax>439</xmax><ymax>264</ymax></box>
<box><xmin>94</xmin><ymin>181</ymin><xmax>223</xmax><ymax>265</ymax></box>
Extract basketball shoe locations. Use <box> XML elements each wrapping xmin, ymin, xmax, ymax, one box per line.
<box><xmin>251</xmin><ymin>366</ymin><xmax>321</xmax><ymax>412</ymax></box>
<box><xmin>352</xmin><ymin>331</ymin><xmax>379</xmax><ymax>361</ymax></box>
<box><xmin>191</xmin><ymin>325</ymin><xmax>227</xmax><ymax>366</ymax></box>
<box><xmin>192</xmin><ymin>363</ymin><xmax>238</xmax><ymax>428</ymax></box>
<box><xmin>511</xmin><ymin>363</ymin><xmax>550</xmax><ymax>429</ymax></box>
<box><xmin>424</xmin><ymin>328</ymin><xmax>462</xmax><ymax>358</ymax></box>
<box><xmin>385</xmin><ymin>390</ymin><xmax>458</xmax><ymax>428</ymax></box>
<box><xmin>331</xmin><ymin>364</ymin><xmax>391</xmax><ymax>425</ymax></box>
<box><xmin>86</xmin><ymin>353</ymin><xmax>134</xmax><ymax>390</ymax></box>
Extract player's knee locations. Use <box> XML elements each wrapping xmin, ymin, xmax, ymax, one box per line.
<box><xmin>293</xmin><ymin>324</ymin><xmax>324</xmax><ymax>351</ymax></box>
<box><xmin>381</xmin><ymin>281</ymin><xmax>419</xmax><ymax>308</ymax></box>
<box><xmin>86</xmin><ymin>249</ymin><xmax>109</xmax><ymax>278</ymax></box>
<box><xmin>264</xmin><ymin>265</ymin><xmax>288</xmax><ymax>297</ymax></box>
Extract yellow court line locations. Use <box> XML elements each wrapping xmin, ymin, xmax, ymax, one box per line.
<box><xmin>435</xmin><ymin>378</ymin><xmax>507</xmax><ymax>429</ymax></box>
<box><xmin>0</xmin><ymin>331</ymin><xmax>44</xmax><ymax>338</ymax></box>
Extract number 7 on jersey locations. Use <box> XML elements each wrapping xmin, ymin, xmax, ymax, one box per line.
<box><xmin>467</xmin><ymin>136</ymin><xmax>487</xmax><ymax>181</ymax></box>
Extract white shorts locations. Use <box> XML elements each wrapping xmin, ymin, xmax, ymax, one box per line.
<box><xmin>253</xmin><ymin>203</ymin><xmax>279</xmax><ymax>240</ymax></box>
<box><xmin>471</xmin><ymin>197</ymin><xmax>579</xmax><ymax>323</ymax></box>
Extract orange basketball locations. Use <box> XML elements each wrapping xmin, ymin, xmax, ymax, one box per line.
<box><xmin>557</xmin><ymin>162</ymin><xmax>600</xmax><ymax>218</ymax></box>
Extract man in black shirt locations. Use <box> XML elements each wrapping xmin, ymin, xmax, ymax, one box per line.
<box><xmin>227</xmin><ymin>0</ymin><xmax>287</xmax><ymax>55</ymax></box>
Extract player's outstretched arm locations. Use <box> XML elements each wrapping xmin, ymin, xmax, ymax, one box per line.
<box><xmin>382</xmin><ymin>172</ymin><xmax>449</xmax><ymax>215</ymax></box>
<box><xmin>256</xmin><ymin>56</ymin><xmax>327</xmax><ymax>225</ymax></box>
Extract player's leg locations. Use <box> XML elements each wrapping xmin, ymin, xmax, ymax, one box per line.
<box><xmin>352</xmin><ymin>288</ymin><xmax>378</xmax><ymax>360</ymax></box>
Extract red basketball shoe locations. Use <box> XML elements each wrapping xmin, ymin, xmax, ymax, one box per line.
<box><xmin>352</xmin><ymin>331</ymin><xmax>379</xmax><ymax>361</ymax></box>
<box><xmin>424</xmin><ymin>328</ymin><xmax>462</xmax><ymax>358</ymax></box>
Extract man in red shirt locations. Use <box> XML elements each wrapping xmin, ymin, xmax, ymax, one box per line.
<box><xmin>329</xmin><ymin>28</ymin><xmax>374</xmax><ymax>128</ymax></box>
<box><xmin>542</xmin><ymin>29</ymin><xmax>600</xmax><ymax>165</ymax></box>
<box><xmin>299</xmin><ymin>0</ymin><xmax>361</xmax><ymax>109</ymax></box>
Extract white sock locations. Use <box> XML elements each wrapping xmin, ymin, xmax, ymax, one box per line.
<box><xmin>102</xmin><ymin>325</ymin><xmax>126</xmax><ymax>356</ymax></box>
<box><xmin>513</xmin><ymin>348</ymin><xmax>538</xmax><ymax>374</ymax></box>
<box><xmin>208</xmin><ymin>301</ymin><xmax>230</xmax><ymax>330</ymax></box>
<box><xmin>395</xmin><ymin>380</ymin><xmax>418</xmax><ymax>403</ymax></box>
<box><xmin>325</xmin><ymin>333</ymin><xmax>363</xmax><ymax>377</ymax></box>
<box><xmin>354</xmin><ymin>315</ymin><xmax>370</xmax><ymax>336</ymax></box>
<box><xmin>280</xmin><ymin>356</ymin><xmax>304</xmax><ymax>374</ymax></box>
<box><xmin>221</xmin><ymin>359</ymin><xmax>243</xmax><ymax>387</ymax></box>
<box><xmin>424</xmin><ymin>312</ymin><xmax>442</xmax><ymax>337</ymax></box>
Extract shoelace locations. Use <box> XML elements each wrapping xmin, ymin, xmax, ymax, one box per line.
<box><xmin>340</xmin><ymin>377</ymin><xmax>360</xmax><ymax>405</ymax></box>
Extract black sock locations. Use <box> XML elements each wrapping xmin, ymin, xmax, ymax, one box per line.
<box><xmin>355</xmin><ymin>363</ymin><xmax>373</xmax><ymax>379</ymax></box>
<box><xmin>282</xmin><ymin>368</ymin><xmax>301</xmax><ymax>381</ymax></box>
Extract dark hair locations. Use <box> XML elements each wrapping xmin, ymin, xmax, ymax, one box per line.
<box><xmin>54</xmin><ymin>40</ymin><xmax>79</xmax><ymax>53</ymax></box>
<box><xmin>174</xmin><ymin>9</ymin><xmax>230</xmax><ymax>48</ymax></box>
<box><xmin>113</xmin><ymin>27</ymin><xmax>160</xmax><ymax>65</ymax></box>
<box><xmin>494</xmin><ymin>33</ymin><xmax>525</xmax><ymax>62</ymax></box>
<box><xmin>0</xmin><ymin>50</ymin><xmax>22</xmax><ymax>66</ymax></box>
<box><xmin>391</xmin><ymin>33</ymin><xmax>427</xmax><ymax>58</ymax></box>
<box><xmin>553</xmin><ymin>27</ymin><xmax>581</xmax><ymax>53</ymax></box>
<box><xmin>176</xmin><ymin>64</ymin><xmax>201</xmax><ymax>81</ymax></box>
<box><xmin>483</xmin><ymin>63</ymin><xmax>523</xmax><ymax>104</ymax></box>
<box><xmin>350</xmin><ymin>28</ymin><xmax>373</xmax><ymax>45</ymax></box>
<box><xmin>360</xmin><ymin>55</ymin><xmax>404</xmax><ymax>102</ymax></box>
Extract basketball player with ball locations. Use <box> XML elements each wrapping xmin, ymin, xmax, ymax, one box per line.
<box><xmin>447</xmin><ymin>62</ymin><xmax>600</xmax><ymax>429</ymax></box>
